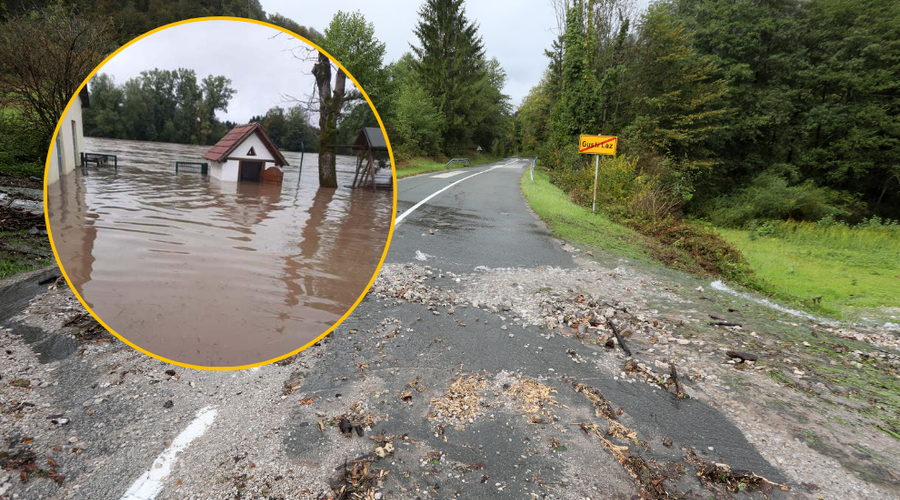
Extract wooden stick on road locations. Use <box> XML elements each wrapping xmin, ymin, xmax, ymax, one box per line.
<box><xmin>607</xmin><ymin>320</ymin><xmax>631</xmax><ymax>357</ymax></box>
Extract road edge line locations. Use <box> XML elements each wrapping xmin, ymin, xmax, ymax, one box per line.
<box><xmin>119</xmin><ymin>405</ymin><xmax>218</xmax><ymax>500</ymax></box>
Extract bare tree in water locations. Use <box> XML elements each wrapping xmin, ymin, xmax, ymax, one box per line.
<box><xmin>312</xmin><ymin>11</ymin><xmax>386</xmax><ymax>188</ymax></box>
<box><xmin>311</xmin><ymin>52</ymin><xmax>344</xmax><ymax>188</ymax></box>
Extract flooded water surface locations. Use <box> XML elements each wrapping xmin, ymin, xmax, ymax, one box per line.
<box><xmin>46</xmin><ymin>137</ymin><xmax>394</xmax><ymax>367</ymax></box>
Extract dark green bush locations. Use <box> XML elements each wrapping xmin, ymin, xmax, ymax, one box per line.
<box><xmin>708</xmin><ymin>172</ymin><xmax>851</xmax><ymax>227</ymax></box>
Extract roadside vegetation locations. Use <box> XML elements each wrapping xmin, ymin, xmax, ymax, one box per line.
<box><xmin>718</xmin><ymin>219</ymin><xmax>900</xmax><ymax>319</ymax></box>
<box><xmin>506</xmin><ymin>0</ymin><xmax>899</xmax><ymax>319</ymax></box>
<box><xmin>0</xmin><ymin>230</ymin><xmax>52</xmax><ymax>280</ymax></box>
<box><xmin>520</xmin><ymin>169</ymin><xmax>648</xmax><ymax>262</ymax></box>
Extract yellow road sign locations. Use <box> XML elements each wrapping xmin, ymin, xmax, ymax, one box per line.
<box><xmin>579</xmin><ymin>135</ymin><xmax>617</xmax><ymax>155</ymax></box>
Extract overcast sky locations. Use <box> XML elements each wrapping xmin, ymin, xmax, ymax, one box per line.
<box><xmin>266</xmin><ymin>0</ymin><xmax>568</xmax><ymax>111</ymax></box>
<box><xmin>95</xmin><ymin>0</ymin><xmax>650</xmax><ymax>123</ymax></box>
<box><xmin>264</xmin><ymin>0</ymin><xmax>650</xmax><ymax>108</ymax></box>
<box><xmin>95</xmin><ymin>20</ymin><xmax>321</xmax><ymax>123</ymax></box>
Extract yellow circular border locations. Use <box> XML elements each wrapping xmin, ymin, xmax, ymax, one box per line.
<box><xmin>42</xmin><ymin>16</ymin><xmax>397</xmax><ymax>371</ymax></box>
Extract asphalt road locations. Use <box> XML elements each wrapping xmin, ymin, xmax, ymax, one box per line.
<box><xmin>1</xmin><ymin>161</ymin><xmax>823</xmax><ymax>500</ymax></box>
<box><xmin>389</xmin><ymin>159</ymin><xmax>574</xmax><ymax>273</ymax></box>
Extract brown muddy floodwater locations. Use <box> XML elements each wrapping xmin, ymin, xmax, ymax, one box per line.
<box><xmin>46</xmin><ymin>137</ymin><xmax>394</xmax><ymax>367</ymax></box>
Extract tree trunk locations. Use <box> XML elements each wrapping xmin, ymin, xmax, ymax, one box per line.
<box><xmin>313</xmin><ymin>51</ymin><xmax>338</xmax><ymax>188</ymax></box>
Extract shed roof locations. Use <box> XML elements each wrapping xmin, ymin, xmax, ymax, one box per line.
<box><xmin>353</xmin><ymin>127</ymin><xmax>388</xmax><ymax>151</ymax></box>
<box><xmin>203</xmin><ymin>122</ymin><xmax>289</xmax><ymax>166</ymax></box>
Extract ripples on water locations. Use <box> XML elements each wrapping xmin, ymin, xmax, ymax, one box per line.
<box><xmin>46</xmin><ymin>137</ymin><xmax>394</xmax><ymax>367</ymax></box>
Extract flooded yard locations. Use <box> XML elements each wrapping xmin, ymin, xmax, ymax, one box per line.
<box><xmin>45</xmin><ymin>137</ymin><xmax>393</xmax><ymax>367</ymax></box>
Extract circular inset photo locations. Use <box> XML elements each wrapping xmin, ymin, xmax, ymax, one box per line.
<box><xmin>44</xmin><ymin>18</ymin><xmax>395</xmax><ymax>369</ymax></box>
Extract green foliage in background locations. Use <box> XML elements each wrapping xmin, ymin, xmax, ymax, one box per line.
<box><xmin>409</xmin><ymin>0</ymin><xmax>511</xmax><ymax>156</ymax></box>
<box><xmin>83</xmin><ymin>70</ymin><xmax>235</xmax><ymax>146</ymax></box>
<box><xmin>707</xmin><ymin>172</ymin><xmax>855</xmax><ymax>228</ymax></box>
<box><xmin>513</xmin><ymin>0</ymin><xmax>900</xmax><ymax>227</ymax></box>
<box><xmin>248</xmin><ymin>105</ymin><xmax>317</xmax><ymax>152</ymax></box>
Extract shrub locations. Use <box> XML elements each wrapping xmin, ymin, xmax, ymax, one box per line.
<box><xmin>549</xmin><ymin>145</ymin><xmax>650</xmax><ymax>211</ymax></box>
<box><xmin>708</xmin><ymin>172</ymin><xmax>851</xmax><ymax>227</ymax></box>
<box><xmin>637</xmin><ymin>216</ymin><xmax>754</xmax><ymax>282</ymax></box>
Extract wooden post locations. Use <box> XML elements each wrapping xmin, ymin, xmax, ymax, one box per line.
<box><xmin>368</xmin><ymin>149</ymin><xmax>376</xmax><ymax>192</ymax></box>
<box><xmin>297</xmin><ymin>140</ymin><xmax>305</xmax><ymax>189</ymax></box>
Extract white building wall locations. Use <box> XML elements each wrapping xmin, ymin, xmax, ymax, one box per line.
<box><xmin>209</xmin><ymin>161</ymin><xmax>224</xmax><ymax>180</ymax></box>
<box><xmin>221</xmin><ymin>159</ymin><xmax>241</xmax><ymax>182</ymax></box>
<box><xmin>46</xmin><ymin>94</ymin><xmax>84</xmax><ymax>185</ymax></box>
<box><xmin>228</xmin><ymin>133</ymin><xmax>276</xmax><ymax>162</ymax></box>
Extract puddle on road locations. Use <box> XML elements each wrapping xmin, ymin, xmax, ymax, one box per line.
<box><xmin>46</xmin><ymin>137</ymin><xmax>393</xmax><ymax>367</ymax></box>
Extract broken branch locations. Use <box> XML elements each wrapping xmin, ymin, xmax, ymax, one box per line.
<box><xmin>726</xmin><ymin>350</ymin><xmax>758</xmax><ymax>362</ymax></box>
<box><xmin>607</xmin><ymin>320</ymin><xmax>631</xmax><ymax>357</ymax></box>
<box><xmin>669</xmin><ymin>362</ymin><xmax>686</xmax><ymax>399</ymax></box>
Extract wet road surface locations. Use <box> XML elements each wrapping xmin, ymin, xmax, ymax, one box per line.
<box><xmin>8</xmin><ymin>158</ymin><xmax>885</xmax><ymax>499</ymax></box>
<box><xmin>389</xmin><ymin>160</ymin><xmax>574</xmax><ymax>273</ymax></box>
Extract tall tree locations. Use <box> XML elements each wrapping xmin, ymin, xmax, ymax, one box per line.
<box><xmin>664</xmin><ymin>0</ymin><xmax>808</xmax><ymax>184</ymax></box>
<box><xmin>313</xmin><ymin>10</ymin><xmax>386</xmax><ymax>188</ymax></box>
<box><xmin>470</xmin><ymin>57</ymin><xmax>512</xmax><ymax>153</ymax></box>
<box><xmin>410</xmin><ymin>0</ymin><xmax>486</xmax><ymax>154</ymax></box>
<box><xmin>515</xmin><ymin>73</ymin><xmax>554</xmax><ymax>154</ymax></box>
<box><xmin>795</xmin><ymin>0</ymin><xmax>900</xmax><ymax>214</ymax></box>
<box><xmin>550</xmin><ymin>0</ymin><xmax>600</xmax><ymax>156</ymax></box>
<box><xmin>625</xmin><ymin>5</ymin><xmax>728</xmax><ymax>170</ymax></box>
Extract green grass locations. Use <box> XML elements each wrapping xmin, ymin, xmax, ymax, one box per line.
<box><xmin>0</xmin><ymin>257</ymin><xmax>52</xmax><ymax>280</ymax></box>
<box><xmin>520</xmin><ymin>169</ymin><xmax>650</xmax><ymax>262</ymax></box>
<box><xmin>0</xmin><ymin>229</ymin><xmax>53</xmax><ymax>280</ymax></box>
<box><xmin>394</xmin><ymin>154</ymin><xmax>502</xmax><ymax>179</ymax></box>
<box><xmin>718</xmin><ymin>221</ymin><xmax>900</xmax><ymax>318</ymax></box>
<box><xmin>0</xmin><ymin>162</ymin><xmax>42</xmax><ymax>178</ymax></box>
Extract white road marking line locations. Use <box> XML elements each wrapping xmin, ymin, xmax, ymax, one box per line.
<box><xmin>120</xmin><ymin>405</ymin><xmax>218</xmax><ymax>500</ymax></box>
<box><xmin>396</xmin><ymin>162</ymin><xmax>521</xmax><ymax>225</ymax></box>
<box><xmin>430</xmin><ymin>171</ymin><xmax>467</xmax><ymax>178</ymax></box>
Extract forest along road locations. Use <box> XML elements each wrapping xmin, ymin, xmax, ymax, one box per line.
<box><xmin>1</xmin><ymin>159</ymin><xmax>897</xmax><ymax>499</ymax></box>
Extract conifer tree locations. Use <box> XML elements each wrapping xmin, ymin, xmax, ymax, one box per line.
<box><xmin>410</xmin><ymin>0</ymin><xmax>485</xmax><ymax>154</ymax></box>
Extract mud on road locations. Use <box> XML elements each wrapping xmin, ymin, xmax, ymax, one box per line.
<box><xmin>1</xmin><ymin>244</ymin><xmax>899</xmax><ymax>499</ymax></box>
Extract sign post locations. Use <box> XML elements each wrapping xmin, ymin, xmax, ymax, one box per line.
<box><xmin>578</xmin><ymin>134</ymin><xmax>617</xmax><ymax>213</ymax></box>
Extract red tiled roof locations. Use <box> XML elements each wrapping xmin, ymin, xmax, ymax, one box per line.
<box><xmin>202</xmin><ymin>122</ymin><xmax>289</xmax><ymax>166</ymax></box>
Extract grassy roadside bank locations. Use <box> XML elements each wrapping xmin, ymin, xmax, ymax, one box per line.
<box><xmin>718</xmin><ymin>222</ymin><xmax>900</xmax><ymax>322</ymax></box>
<box><xmin>521</xmin><ymin>166</ymin><xmax>899</xmax><ymax>325</ymax></box>
<box><xmin>394</xmin><ymin>153</ymin><xmax>502</xmax><ymax>179</ymax></box>
<box><xmin>520</xmin><ymin>168</ymin><xmax>759</xmax><ymax>288</ymax></box>
<box><xmin>519</xmin><ymin>168</ymin><xmax>651</xmax><ymax>264</ymax></box>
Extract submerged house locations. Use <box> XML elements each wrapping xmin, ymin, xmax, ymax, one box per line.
<box><xmin>47</xmin><ymin>85</ymin><xmax>90</xmax><ymax>185</ymax></box>
<box><xmin>203</xmin><ymin>122</ymin><xmax>288</xmax><ymax>184</ymax></box>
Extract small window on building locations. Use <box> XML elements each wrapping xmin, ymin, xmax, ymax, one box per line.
<box><xmin>246</xmin><ymin>146</ymin><xmax>256</xmax><ymax>156</ymax></box>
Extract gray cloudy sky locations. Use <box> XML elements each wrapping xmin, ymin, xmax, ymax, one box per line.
<box><xmin>95</xmin><ymin>20</ymin><xmax>321</xmax><ymax>123</ymax></box>
<box><xmin>264</xmin><ymin>0</ymin><xmax>649</xmax><ymax>108</ymax></box>
<box><xmin>95</xmin><ymin>1</ymin><xmax>649</xmax><ymax>123</ymax></box>
<box><xmin>268</xmin><ymin>0</ymin><xmax>568</xmax><ymax>110</ymax></box>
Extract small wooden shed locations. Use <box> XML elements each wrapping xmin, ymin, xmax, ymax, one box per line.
<box><xmin>352</xmin><ymin>127</ymin><xmax>388</xmax><ymax>190</ymax></box>
<box><xmin>203</xmin><ymin>122</ymin><xmax>288</xmax><ymax>184</ymax></box>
